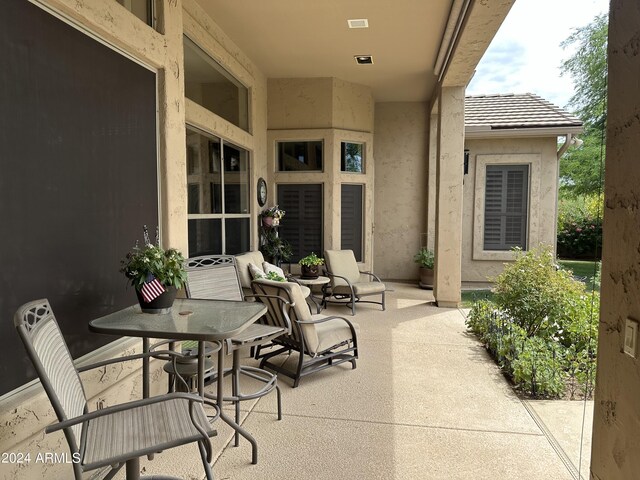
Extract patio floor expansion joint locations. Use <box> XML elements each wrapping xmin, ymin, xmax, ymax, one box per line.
<box><xmin>521</xmin><ymin>399</ymin><xmax>584</xmax><ymax>480</ymax></box>
<box><xmin>245</xmin><ymin>409</ymin><xmax>546</xmax><ymax>438</ymax></box>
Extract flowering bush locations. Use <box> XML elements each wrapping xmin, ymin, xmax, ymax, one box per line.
<box><xmin>557</xmin><ymin>217</ymin><xmax>602</xmax><ymax>258</ymax></box>
<box><xmin>120</xmin><ymin>227</ymin><xmax>187</xmax><ymax>289</ymax></box>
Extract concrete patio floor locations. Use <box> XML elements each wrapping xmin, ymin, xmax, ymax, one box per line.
<box><xmin>127</xmin><ymin>282</ymin><xmax>592</xmax><ymax>480</ymax></box>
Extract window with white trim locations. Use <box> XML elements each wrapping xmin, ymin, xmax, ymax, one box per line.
<box><xmin>186</xmin><ymin>127</ymin><xmax>250</xmax><ymax>256</ymax></box>
<box><xmin>483</xmin><ymin>164</ymin><xmax>529</xmax><ymax>251</ymax></box>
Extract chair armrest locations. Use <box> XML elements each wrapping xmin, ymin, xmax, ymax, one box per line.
<box><xmin>76</xmin><ymin>350</ymin><xmax>172</xmax><ymax>372</ymax></box>
<box><xmin>359</xmin><ymin>271</ymin><xmax>382</xmax><ymax>283</ymax></box>
<box><xmin>246</xmin><ymin>293</ymin><xmax>293</xmax><ymax>333</ymax></box>
<box><xmin>325</xmin><ymin>272</ymin><xmax>355</xmax><ymax>290</ymax></box>
<box><xmin>296</xmin><ymin>316</ymin><xmax>358</xmax><ymax>345</ymax></box>
<box><xmin>76</xmin><ymin>345</ymin><xmax>216</xmax><ymax>372</ymax></box>
<box><xmin>45</xmin><ymin>392</ymin><xmax>219</xmax><ymax>433</ymax></box>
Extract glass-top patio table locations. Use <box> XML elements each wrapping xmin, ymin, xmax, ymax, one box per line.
<box><xmin>89</xmin><ymin>298</ymin><xmax>267</xmax><ymax>465</ymax></box>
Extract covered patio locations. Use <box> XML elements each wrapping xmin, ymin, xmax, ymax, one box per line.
<box><xmin>121</xmin><ymin>283</ymin><xmax>589</xmax><ymax>479</ymax></box>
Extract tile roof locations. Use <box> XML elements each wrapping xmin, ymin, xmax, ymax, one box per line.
<box><xmin>465</xmin><ymin>93</ymin><xmax>583</xmax><ymax>130</ymax></box>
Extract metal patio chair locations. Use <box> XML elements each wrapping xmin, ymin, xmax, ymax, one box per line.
<box><xmin>14</xmin><ymin>298</ymin><xmax>219</xmax><ymax>480</ymax></box>
<box><xmin>323</xmin><ymin>249</ymin><xmax>386</xmax><ymax>315</ymax></box>
<box><xmin>181</xmin><ymin>255</ymin><xmax>287</xmax><ymax>446</ymax></box>
<box><xmin>251</xmin><ymin>278</ymin><xmax>359</xmax><ymax>387</ymax></box>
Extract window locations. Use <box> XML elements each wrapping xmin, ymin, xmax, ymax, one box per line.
<box><xmin>186</xmin><ymin>127</ymin><xmax>250</xmax><ymax>256</ymax></box>
<box><xmin>341</xmin><ymin>142</ymin><xmax>364</xmax><ymax>173</ymax></box>
<box><xmin>116</xmin><ymin>0</ymin><xmax>156</xmax><ymax>27</ymax></box>
<box><xmin>484</xmin><ymin>165</ymin><xmax>529</xmax><ymax>251</ymax></box>
<box><xmin>277</xmin><ymin>141</ymin><xmax>323</xmax><ymax>171</ymax></box>
<box><xmin>341</xmin><ymin>185</ymin><xmax>364</xmax><ymax>261</ymax></box>
<box><xmin>277</xmin><ymin>184</ymin><xmax>323</xmax><ymax>262</ymax></box>
<box><xmin>183</xmin><ymin>36</ymin><xmax>249</xmax><ymax>132</ymax></box>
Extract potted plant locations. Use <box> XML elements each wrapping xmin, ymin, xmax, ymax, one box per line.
<box><xmin>120</xmin><ymin>226</ymin><xmax>187</xmax><ymax>313</ymax></box>
<box><xmin>299</xmin><ymin>252</ymin><xmax>325</xmax><ymax>279</ymax></box>
<box><xmin>414</xmin><ymin>247</ymin><xmax>435</xmax><ymax>289</ymax></box>
<box><xmin>298</xmin><ymin>252</ymin><xmax>324</xmax><ymax>278</ymax></box>
<box><xmin>259</xmin><ymin>228</ymin><xmax>293</xmax><ymax>266</ymax></box>
<box><xmin>261</xmin><ymin>205</ymin><xmax>285</xmax><ymax>227</ymax></box>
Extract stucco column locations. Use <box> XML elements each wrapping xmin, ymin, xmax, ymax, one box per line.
<box><xmin>426</xmin><ymin>112</ymin><xmax>438</xmax><ymax>251</ymax></box>
<box><xmin>590</xmin><ymin>2</ymin><xmax>640</xmax><ymax>478</ymax></box>
<box><xmin>158</xmin><ymin>0</ymin><xmax>188</xmax><ymax>253</ymax></box>
<box><xmin>434</xmin><ymin>86</ymin><xmax>464</xmax><ymax>307</ymax></box>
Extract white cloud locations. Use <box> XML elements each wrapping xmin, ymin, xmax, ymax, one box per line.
<box><xmin>467</xmin><ymin>0</ymin><xmax>609</xmax><ymax>109</ymax></box>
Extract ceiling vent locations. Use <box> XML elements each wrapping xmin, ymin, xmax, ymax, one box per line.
<box><xmin>354</xmin><ymin>55</ymin><xmax>373</xmax><ymax>65</ymax></box>
<box><xmin>347</xmin><ymin>19</ymin><xmax>369</xmax><ymax>29</ymax></box>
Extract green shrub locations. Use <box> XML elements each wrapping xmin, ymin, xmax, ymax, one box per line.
<box><xmin>511</xmin><ymin>337</ymin><xmax>566</xmax><ymax>398</ymax></box>
<box><xmin>493</xmin><ymin>245</ymin><xmax>584</xmax><ymax>338</ymax></box>
<box><xmin>557</xmin><ymin>217</ymin><xmax>602</xmax><ymax>258</ymax></box>
<box><xmin>557</xmin><ymin>193</ymin><xmax>603</xmax><ymax>259</ymax></box>
<box><xmin>465</xmin><ymin>245</ymin><xmax>599</xmax><ymax>398</ymax></box>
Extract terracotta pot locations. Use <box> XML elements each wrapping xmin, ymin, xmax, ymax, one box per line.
<box><xmin>135</xmin><ymin>285</ymin><xmax>177</xmax><ymax>314</ymax></box>
<box><xmin>419</xmin><ymin>267</ymin><xmax>434</xmax><ymax>290</ymax></box>
<box><xmin>301</xmin><ymin>264</ymin><xmax>319</xmax><ymax>279</ymax></box>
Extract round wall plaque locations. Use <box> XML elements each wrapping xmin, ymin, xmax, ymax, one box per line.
<box><xmin>257</xmin><ymin>177</ymin><xmax>267</xmax><ymax>206</ymax></box>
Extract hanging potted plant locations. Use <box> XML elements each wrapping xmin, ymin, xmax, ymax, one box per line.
<box><xmin>259</xmin><ymin>228</ymin><xmax>293</xmax><ymax>267</ymax></box>
<box><xmin>120</xmin><ymin>226</ymin><xmax>187</xmax><ymax>313</ymax></box>
<box><xmin>261</xmin><ymin>205</ymin><xmax>285</xmax><ymax>227</ymax></box>
<box><xmin>414</xmin><ymin>247</ymin><xmax>435</xmax><ymax>289</ymax></box>
<box><xmin>299</xmin><ymin>252</ymin><xmax>325</xmax><ymax>279</ymax></box>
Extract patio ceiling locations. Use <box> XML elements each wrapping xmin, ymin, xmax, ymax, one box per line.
<box><xmin>195</xmin><ymin>0</ymin><xmax>455</xmax><ymax>102</ymax></box>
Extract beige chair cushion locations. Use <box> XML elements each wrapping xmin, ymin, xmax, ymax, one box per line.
<box><xmin>325</xmin><ymin>250</ymin><xmax>361</xmax><ymax>286</ymax></box>
<box><xmin>252</xmin><ymin>278</ymin><xmax>316</xmax><ymax>346</ymax></box>
<box><xmin>248</xmin><ymin>263</ymin><xmax>265</xmax><ymax>280</ymax></box>
<box><xmin>236</xmin><ymin>251</ymin><xmax>265</xmax><ymax>289</ymax></box>
<box><xmin>333</xmin><ymin>282</ymin><xmax>386</xmax><ymax>296</ymax></box>
<box><xmin>311</xmin><ymin>315</ymin><xmax>359</xmax><ymax>355</ymax></box>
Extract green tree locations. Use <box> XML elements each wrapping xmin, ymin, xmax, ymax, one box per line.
<box><xmin>559</xmin><ymin>13</ymin><xmax>608</xmax><ymax>196</ymax></box>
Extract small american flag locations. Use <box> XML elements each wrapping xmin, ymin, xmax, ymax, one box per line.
<box><xmin>140</xmin><ymin>274</ymin><xmax>165</xmax><ymax>303</ymax></box>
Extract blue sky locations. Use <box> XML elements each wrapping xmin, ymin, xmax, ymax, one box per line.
<box><xmin>467</xmin><ymin>0</ymin><xmax>610</xmax><ymax>110</ymax></box>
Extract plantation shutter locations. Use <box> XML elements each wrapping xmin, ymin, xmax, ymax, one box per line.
<box><xmin>277</xmin><ymin>184</ymin><xmax>323</xmax><ymax>262</ymax></box>
<box><xmin>483</xmin><ymin>165</ymin><xmax>529</xmax><ymax>251</ymax></box>
<box><xmin>341</xmin><ymin>184</ymin><xmax>364</xmax><ymax>261</ymax></box>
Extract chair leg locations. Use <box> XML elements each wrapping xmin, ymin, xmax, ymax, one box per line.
<box><xmin>351</xmin><ymin>294</ymin><xmax>356</xmax><ymax>316</ymax></box>
<box><xmin>276</xmin><ymin>384</ymin><xmax>282</xmax><ymax>420</ymax></box>
<box><xmin>232</xmin><ymin>349</ymin><xmax>241</xmax><ymax>447</ymax></box>
<box><xmin>198</xmin><ymin>441</ymin><xmax>214</xmax><ymax>480</ymax></box>
<box><xmin>382</xmin><ymin>291</ymin><xmax>386</xmax><ymax>311</ymax></box>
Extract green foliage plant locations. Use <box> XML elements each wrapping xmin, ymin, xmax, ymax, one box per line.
<box><xmin>259</xmin><ymin>228</ymin><xmax>293</xmax><ymax>265</ymax></box>
<box><xmin>559</xmin><ymin>13</ymin><xmax>608</xmax><ymax>197</ymax></box>
<box><xmin>413</xmin><ymin>247</ymin><xmax>435</xmax><ymax>269</ymax></box>
<box><xmin>493</xmin><ymin>245</ymin><xmax>584</xmax><ymax>338</ymax></box>
<box><xmin>120</xmin><ymin>229</ymin><xmax>187</xmax><ymax>290</ymax></box>
<box><xmin>299</xmin><ymin>252</ymin><xmax>325</xmax><ymax>267</ymax></box>
<box><xmin>465</xmin><ymin>245</ymin><xmax>599</xmax><ymax>398</ymax></box>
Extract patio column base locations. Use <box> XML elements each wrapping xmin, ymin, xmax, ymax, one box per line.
<box><xmin>436</xmin><ymin>300</ymin><xmax>460</xmax><ymax>308</ymax></box>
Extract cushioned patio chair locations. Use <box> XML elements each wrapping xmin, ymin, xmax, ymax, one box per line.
<box><xmin>251</xmin><ymin>278</ymin><xmax>359</xmax><ymax>387</ymax></box>
<box><xmin>323</xmin><ymin>249</ymin><xmax>386</xmax><ymax>315</ymax></box>
<box><xmin>14</xmin><ymin>299</ymin><xmax>218</xmax><ymax>480</ymax></box>
<box><xmin>235</xmin><ymin>250</ymin><xmax>312</xmax><ymax>304</ymax></box>
<box><xmin>183</xmin><ymin>255</ymin><xmax>287</xmax><ymax>446</ymax></box>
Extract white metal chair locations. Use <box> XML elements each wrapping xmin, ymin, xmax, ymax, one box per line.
<box><xmin>14</xmin><ymin>298</ymin><xmax>219</xmax><ymax>480</ymax></box>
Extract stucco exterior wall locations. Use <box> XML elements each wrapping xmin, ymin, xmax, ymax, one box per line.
<box><xmin>266</xmin><ymin>78</ymin><xmax>375</xmax><ymax>271</ymax></box>
<box><xmin>590</xmin><ymin>1</ymin><xmax>640</xmax><ymax>478</ymax></box>
<box><xmin>462</xmin><ymin>137</ymin><xmax>559</xmax><ymax>282</ymax></box>
<box><xmin>0</xmin><ymin>1</ymin><xmax>268</xmax><ymax>478</ymax></box>
<box><xmin>373</xmin><ymin>102</ymin><xmax>428</xmax><ymax>280</ymax></box>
